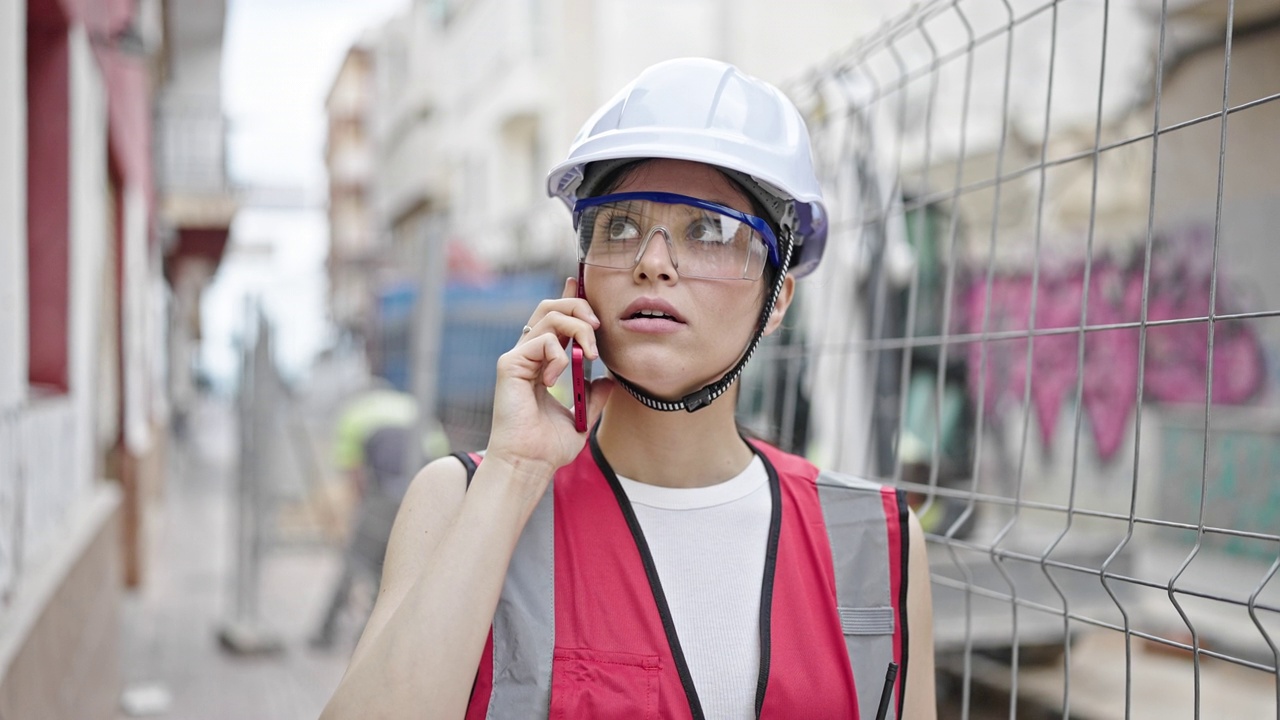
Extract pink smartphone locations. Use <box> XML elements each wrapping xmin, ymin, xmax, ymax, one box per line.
<box><xmin>571</xmin><ymin>263</ymin><xmax>591</xmax><ymax>432</ymax></box>
<box><xmin>570</xmin><ymin>342</ymin><xmax>590</xmax><ymax>432</ymax></box>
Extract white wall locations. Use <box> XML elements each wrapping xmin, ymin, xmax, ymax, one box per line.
<box><xmin>0</xmin><ymin>0</ymin><xmax>24</xmax><ymax>610</ymax></box>
<box><xmin>166</xmin><ymin>0</ymin><xmax>225</xmax><ymax>91</ymax></box>
<box><xmin>1152</xmin><ymin>26</ymin><xmax>1280</xmax><ymax>402</ymax></box>
<box><xmin>534</xmin><ymin>0</ymin><xmax>878</xmax><ymax>160</ymax></box>
<box><xmin>20</xmin><ymin>25</ymin><xmax>108</xmax><ymax>565</ymax></box>
<box><xmin>158</xmin><ymin>0</ymin><xmax>225</xmax><ymax>194</ymax></box>
<box><xmin>588</xmin><ymin>0</ymin><xmax>877</xmax><ymax>95</ymax></box>
<box><xmin>726</xmin><ymin>0</ymin><xmax>882</xmax><ymax>86</ymax></box>
<box><xmin>68</xmin><ymin>23</ymin><xmax>106</xmax><ymax>478</ymax></box>
<box><xmin>123</xmin><ymin>186</ymin><xmax>153</xmax><ymax>453</ymax></box>
<box><xmin>0</xmin><ymin>0</ymin><xmax>26</xmax><ymax>411</ymax></box>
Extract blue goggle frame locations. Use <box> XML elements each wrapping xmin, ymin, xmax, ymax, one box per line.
<box><xmin>572</xmin><ymin>191</ymin><xmax>782</xmax><ymax>270</ymax></box>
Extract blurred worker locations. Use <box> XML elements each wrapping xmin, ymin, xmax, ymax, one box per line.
<box><xmin>310</xmin><ymin>380</ymin><xmax>448</xmax><ymax>649</ymax></box>
<box><xmin>330</xmin><ymin>381</ymin><xmax>417</xmax><ymax>498</ymax></box>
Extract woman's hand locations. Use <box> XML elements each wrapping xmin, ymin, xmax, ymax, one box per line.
<box><xmin>486</xmin><ymin>277</ymin><xmax>611</xmax><ymax>480</ymax></box>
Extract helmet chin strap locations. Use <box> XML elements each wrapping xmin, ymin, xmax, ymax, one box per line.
<box><xmin>605</xmin><ymin>229</ymin><xmax>795</xmax><ymax>413</ymax></box>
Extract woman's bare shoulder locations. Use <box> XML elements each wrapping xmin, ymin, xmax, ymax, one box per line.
<box><xmin>345</xmin><ymin>454</ymin><xmax>473</xmax><ymax>681</ymax></box>
<box><xmin>391</xmin><ymin>454</ymin><xmax>471</xmax><ymax>536</ymax></box>
<box><xmin>358</xmin><ymin>456</ymin><xmax>470</xmax><ymax>641</ymax></box>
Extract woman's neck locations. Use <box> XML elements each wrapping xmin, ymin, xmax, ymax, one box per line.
<box><xmin>594</xmin><ymin>386</ymin><xmax>755</xmax><ymax>488</ymax></box>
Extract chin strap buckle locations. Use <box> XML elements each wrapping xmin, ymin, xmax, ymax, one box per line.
<box><xmin>681</xmin><ymin>386</ymin><xmax>716</xmax><ymax>413</ymax></box>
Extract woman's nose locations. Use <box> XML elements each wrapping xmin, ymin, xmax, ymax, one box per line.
<box><xmin>632</xmin><ymin>226</ymin><xmax>678</xmax><ymax>282</ymax></box>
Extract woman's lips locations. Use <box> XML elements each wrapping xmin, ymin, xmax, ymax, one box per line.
<box><xmin>620</xmin><ymin>315</ymin><xmax>685</xmax><ymax>333</ymax></box>
<box><xmin>619</xmin><ymin>297</ymin><xmax>687</xmax><ymax>334</ymax></box>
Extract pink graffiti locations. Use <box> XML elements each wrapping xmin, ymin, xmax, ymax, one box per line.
<box><xmin>962</xmin><ymin>235</ymin><xmax>1266</xmax><ymax>462</ymax></box>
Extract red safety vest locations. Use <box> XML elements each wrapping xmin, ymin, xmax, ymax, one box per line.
<box><xmin>455</xmin><ymin>435</ymin><xmax>909</xmax><ymax>719</ymax></box>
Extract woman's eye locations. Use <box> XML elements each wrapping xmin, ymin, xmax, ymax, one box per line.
<box><xmin>687</xmin><ymin>218</ymin><xmax>726</xmax><ymax>244</ymax></box>
<box><xmin>607</xmin><ymin>217</ymin><xmax>641</xmax><ymax>241</ymax></box>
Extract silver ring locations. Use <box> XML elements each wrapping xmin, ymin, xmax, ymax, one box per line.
<box><xmin>521</xmin><ymin>325</ymin><xmax>533</xmax><ymax>335</ymax></box>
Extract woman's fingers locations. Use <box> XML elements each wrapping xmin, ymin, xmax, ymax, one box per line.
<box><xmin>511</xmin><ymin>277</ymin><xmax>599</xmax><ymax>360</ymax></box>
<box><xmin>531</xmin><ymin>296</ymin><xmax>597</xmax><ymax>326</ymax></box>
<box><xmin>539</xmin><ymin>335</ymin><xmax>569</xmax><ymax>387</ymax></box>
<box><xmin>519</xmin><ymin>312</ymin><xmax>597</xmax><ymax>358</ymax></box>
<box><xmin>522</xmin><ymin>281</ymin><xmax>598</xmax><ymax>336</ymax></box>
<box><xmin>499</xmin><ymin>332</ymin><xmax>568</xmax><ymax>385</ymax></box>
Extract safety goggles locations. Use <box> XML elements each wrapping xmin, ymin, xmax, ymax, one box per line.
<box><xmin>572</xmin><ymin>192</ymin><xmax>781</xmax><ymax>281</ymax></box>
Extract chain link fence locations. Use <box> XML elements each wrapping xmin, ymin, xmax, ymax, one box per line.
<box><xmin>742</xmin><ymin>0</ymin><xmax>1279</xmax><ymax>717</ymax></box>
<box><xmin>219</xmin><ymin>302</ymin><xmax>348</xmax><ymax>653</ymax></box>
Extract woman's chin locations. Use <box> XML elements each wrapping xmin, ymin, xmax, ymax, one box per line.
<box><xmin>600</xmin><ymin>360</ymin><xmax>723</xmax><ymax>403</ymax></box>
<box><xmin>599</xmin><ymin>339</ymin><xmax>742</xmax><ymax>393</ymax></box>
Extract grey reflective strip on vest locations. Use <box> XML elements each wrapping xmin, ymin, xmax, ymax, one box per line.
<box><xmin>487</xmin><ymin>487</ymin><xmax>555</xmax><ymax>718</ymax></box>
<box><xmin>839</xmin><ymin>606</ymin><xmax>895</xmax><ymax>635</ymax></box>
<box><xmin>816</xmin><ymin>471</ymin><xmax>898</xmax><ymax>720</ymax></box>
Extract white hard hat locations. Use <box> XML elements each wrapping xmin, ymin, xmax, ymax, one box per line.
<box><xmin>546</xmin><ymin>57</ymin><xmax>828</xmax><ymax>277</ymax></box>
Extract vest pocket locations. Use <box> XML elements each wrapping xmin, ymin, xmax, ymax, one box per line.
<box><xmin>551</xmin><ymin>647</ymin><xmax>661</xmax><ymax>720</ymax></box>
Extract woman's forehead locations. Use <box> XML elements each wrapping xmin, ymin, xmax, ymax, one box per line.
<box><xmin>611</xmin><ymin>159</ymin><xmax>753</xmax><ymax>214</ymax></box>
<box><xmin>594</xmin><ymin>198</ymin><xmax>713</xmax><ymax>224</ymax></box>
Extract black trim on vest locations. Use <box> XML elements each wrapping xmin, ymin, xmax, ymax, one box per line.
<box><xmin>588</xmin><ymin>431</ymin><xmax>783</xmax><ymax>720</ymax></box>
<box><xmin>453</xmin><ymin>451</ymin><xmax>479</xmax><ymax>488</ymax></box>
<box><xmin>455</xmin><ymin>445</ymin><xmax>483</xmax><ymax>702</ymax></box>
<box><xmin>588</xmin><ymin>430</ymin><xmax>706</xmax><ymax>720</ymax></box>
<box><xmin>451</xmin><ymin>451</ymin><xmax>483</xmax><ymax>705</ymax></box>
<box><xmin>895</xmin><ymin>489</ymin><xmax>911</xmax><ymax>720</ymax></box>
<box><xmin>752</xmin><ymin>446</ymin><xmax>782</xmax><ymax>716</ymax></box>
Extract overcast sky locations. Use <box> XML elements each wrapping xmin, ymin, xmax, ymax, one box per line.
<box><xmin>222</xmin><ymin>0</ymin><xmax>407</xmax><ymax>189</ymax></box>
<box><xmin>201</xmin><ymin>0</ymin><xmax>407</xmax><ymax>389</ymax></box>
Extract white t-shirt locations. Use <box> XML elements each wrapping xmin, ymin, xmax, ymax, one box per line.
<box><xmin>615</xmin><ymin>456</ymin><xmax>771</xmax><ymax>720</ymax></box>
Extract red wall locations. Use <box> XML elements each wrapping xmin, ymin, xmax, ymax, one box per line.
<box><xmin>25</xmin><ymin>0</ymin><xmax>148</xmax><ymax>393</ymax></box>
<box><xmin>26</xmin><ymin>20</ymin><xmax>71</xmax><ymax>392</ymax></box>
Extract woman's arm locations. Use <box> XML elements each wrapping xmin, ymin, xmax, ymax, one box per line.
<box><xmin>901</xmin><ymin>510</ymin><xmax>937</xmax><ymax>719</ymax></box>
<box><xmin>319</xmin><ymin>453</ymin><xmax>553</xmax><ymax>720</ymax></box>
<box><xmin>320</xmin><ymin>281</ymin><xmax>602</xmax><ymax>720</ymax></box>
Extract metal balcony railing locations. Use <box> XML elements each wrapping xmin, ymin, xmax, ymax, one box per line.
<box><xmin>155</xmin><ymin>97</ymin><xmax>230</xmax><ymax>195</ymax></box>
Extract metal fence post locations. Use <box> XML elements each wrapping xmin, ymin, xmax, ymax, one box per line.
<box><xmin>217</xmin><ymin>299</ymin><xmax>283</xmax><ymax>655</ymax></box>
<box><xmin>406</xmin><ymin>213</ymin><xmax>448</xmax><ymax>471</ymax></box>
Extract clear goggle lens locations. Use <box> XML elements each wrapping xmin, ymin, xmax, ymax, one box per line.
<box><xmin>572</xmin><ymin>192</ymin><xmax>779</xmax><ymax>281</ymax></box>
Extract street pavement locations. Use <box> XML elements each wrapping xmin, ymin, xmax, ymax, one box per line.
<box><xmin>117</xmin><ymin>397</ymin><xmax>355</xmax><ymax>720</ymax></box>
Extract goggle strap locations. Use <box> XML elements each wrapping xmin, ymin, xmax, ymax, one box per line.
<box><xmin>612</xmin><ymin>228</ymin><xmax>795</xmax><ymax>414</ymax></box>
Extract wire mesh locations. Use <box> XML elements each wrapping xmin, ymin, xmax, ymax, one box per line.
<box><xmin>736</xmin><ymin>0</ymin><xmax>1280</xmax><ymax>717</ymax></box>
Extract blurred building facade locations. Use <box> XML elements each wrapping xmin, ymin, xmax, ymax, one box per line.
<box><xmin>325</xmin><ymin>40</ymin><xmax>376</xmax><ymax>344</ymax></box>
<box><xmin>364</xmin><ymin>0</ymin><xmax>880</xmax><ymax>276</ymax></box>
<box><xmin>323</xmin><ymin>0</ymin><xmax>885</xmax><ymax>443</ymax></box>
<box><xmin>156</xmin><ymin>0</ymin><xmax>236</xmax><ymax>455</ymax></box>
<box><xmin>0</xmin><ymin>0</ymin><xmax>232</xmax><ymax>716</ymax></box>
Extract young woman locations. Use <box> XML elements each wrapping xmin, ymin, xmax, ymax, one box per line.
<box><xmin>321</xmin><ymin>57</ymin><xmax>936</xmax><ymax>720</ymax></box>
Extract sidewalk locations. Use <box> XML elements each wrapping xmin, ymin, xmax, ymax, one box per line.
<box><xmin>117</xmin><ymin>397</ymin><xmax>356</xmax><ymax>720</ymax></box>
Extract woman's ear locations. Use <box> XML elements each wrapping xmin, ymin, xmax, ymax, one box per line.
<box><xmin>763</xmin><ymin>274</ymin><xmax>796</xmax><ymax>336</ymax></box>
